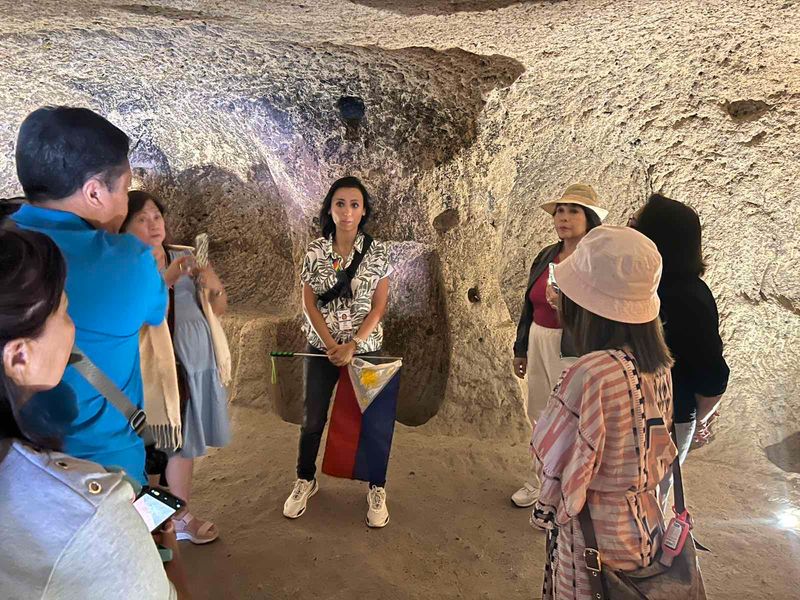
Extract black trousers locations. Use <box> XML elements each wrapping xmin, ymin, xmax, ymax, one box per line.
<box><xmin>296</xmin><ymin>346</ymin><xmax>385</xmax><ymax>487</ymax></box>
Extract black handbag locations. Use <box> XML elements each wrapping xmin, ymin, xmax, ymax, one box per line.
<box><xmin>578</xmin><ymin>359</ymin><xmax>707</xmax><ymax>600</ymax></box>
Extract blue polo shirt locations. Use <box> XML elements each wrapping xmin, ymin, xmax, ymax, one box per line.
<box><xmin>13</xmin><ymin>205</ymin><xmax>167</xmax><ymax>483</ymax></box>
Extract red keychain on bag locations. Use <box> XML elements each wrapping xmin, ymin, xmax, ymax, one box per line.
<box><xmin>659</xmin><ymin>508</ymin><xmax>693</xmax><ymax>566</ymax></box>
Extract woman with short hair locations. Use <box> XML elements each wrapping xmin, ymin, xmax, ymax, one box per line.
<box><xmin>510</xmin><ymin>184</ymin><xmax>607</xmax><ymax>508</ymax></box>
<box><xmin>631</xmin><ymin>194</ymin><xmax>729</xmax><ymax>461</ymax></box>
<box><xmin>123</xmin><ymin>191</ymin><xmax>230</xmax><ymax>544</ymax></box>
<box><xmin>531</xmin><ymin>226</ymin><xmax>678</xmax><ymax>600</ymax></box>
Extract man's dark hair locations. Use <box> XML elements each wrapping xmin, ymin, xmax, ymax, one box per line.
<box><xmin>16</xmin><ymin>106</ymin><xmax>130</xmax><ymax>202</ymax></box>
<box><xmin>634</xmin><ymin>193</ymin><xmax>706</xmax><ymax>279</ymax></box>
<box><xmin>319</xmin><ymin>176</ymin><xmax>373</xmax><ymax>239</ymax></box>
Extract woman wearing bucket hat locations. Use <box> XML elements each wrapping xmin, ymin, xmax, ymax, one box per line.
<box><xmin>631</xmin><ymin>194</ymin><xmax>729</xmax><ymax>464</ymax></box>
<box><xmin>531</xmin><ymin>226</ymin><xmax>679</xmax><ymax>600</ymax></box>
<box><xmin>510</xmin><ymin>184</ymin><xmax>607</xmax><ymax>508</ymax></box>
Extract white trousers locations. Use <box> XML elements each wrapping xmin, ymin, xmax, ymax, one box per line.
<box><xmin>526</xmin><ymin>322</ymin><xmax>576</xmax><ymax>488</ymax></box>
<box><xmin>526</xmin><ymin>322</ymin><xmax>576</xmax><ymax>425</ymax></box>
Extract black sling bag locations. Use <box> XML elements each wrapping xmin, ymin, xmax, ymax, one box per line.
<box><xmin>317</xmin><ymin>233</ymin><xmax>373</xmax><ymax>307</ymax></box>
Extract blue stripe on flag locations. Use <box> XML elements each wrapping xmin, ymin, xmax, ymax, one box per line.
<box><xmin>353</xmin><ymin>371</ymin><xmax>400</xmax><ymax>484</ymax></box>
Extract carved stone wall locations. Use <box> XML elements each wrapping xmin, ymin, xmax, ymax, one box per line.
<box><xmin>0</xmin><ymin>0</ymin><xmax>797</xmax><ymax>459</ymax></box>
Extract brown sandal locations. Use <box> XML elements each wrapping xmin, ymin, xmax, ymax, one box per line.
<box><xmin>173</xmin><ymin>513</ymin><xmax>219</xmax><ymax>544</ymax></box>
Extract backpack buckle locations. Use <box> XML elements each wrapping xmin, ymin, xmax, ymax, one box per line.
<box><xmin>128</xmin><ymin>409</ymin><xmax>147</xmax><ymax>435</ymax></box>
<box><xmin>584</xmin><ymin>548</ymin><xmax>602</xmax><ymax>572</ymax></box>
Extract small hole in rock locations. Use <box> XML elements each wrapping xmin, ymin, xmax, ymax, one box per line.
<box><xmin>433</xmin><ymin>208</ymin><xmax>460</xmax><ymax>234</ymax></box>
<box><xmin>337</xmin><ymin>96</ymin><xmax>366</xmax><ymax>121</ymax></box>
<box><xmin>468</xmin><ymin>287</ymin><xmax>481</xmax><ymax>303</ymax></box>
<box><xmin>336</xmin><ymin>96</ymin><xmax>366</xmax><ymax>141</ymax></box>
<box><xmin>725</xmin><ymin>99</ymin><xmax>770</xmax><ymax>122</ymax></box>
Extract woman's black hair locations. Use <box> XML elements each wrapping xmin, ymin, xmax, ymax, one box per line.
<box><xmin>121</xmin><ymin>189</ymin><xmax>167</xmax><ymax>233</ymax></box>
<box><xmin>555</xmin><ymin>203</ymin><xmax>603</xmax><ymax>232</ymax></box>
<box><xmin>0</xmin><ymin>227</ymin><xmax>67</xmax><ymax>445</ymax></box>
<box><xmin>635</xmin><ymin>193</ymin><xmax>706</xmax><ymax>279</ymax></box>
<box><xmin>318</xmin><ymin>176</ymin><xmax>373</xmax><ymax>239</ymax></box>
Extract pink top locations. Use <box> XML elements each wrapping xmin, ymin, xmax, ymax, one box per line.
<box><xmin>529</xmin><ymin>255</ymin><xmax>560</xmax><ymax>329</ymax></box>
<box><xmin>532</xmin><ymin>350</ymin><xmax>677</xmax><ymax>600</ymax></box>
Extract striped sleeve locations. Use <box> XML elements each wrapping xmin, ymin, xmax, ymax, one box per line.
<box><xmin>532</xmin><ymin>353</ymin><xmax>609</xmax><ymax>526</ymax></box>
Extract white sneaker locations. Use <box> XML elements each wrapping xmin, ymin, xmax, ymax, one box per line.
<box><xmin>366</xmin><ymin>485</ymin><xmax>389</xmax><ymax>528</ymax></box>
<box><xmin>511</xmin><ymin>482</ymin><xmax>538</xmax><ymax>508</ymax></box>
<box><xmin>283</xmin><ymin>478</ymin><xmax>318</xmax><ymax>519</ymax></box>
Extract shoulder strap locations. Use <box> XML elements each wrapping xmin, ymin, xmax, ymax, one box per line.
<box><xmin>578</xmin><ymin>352</ymin><xmax>688</xmax><ymax>600</ymax></box>
<box><xmin>346</xmin><ymin>233</ymin><xmax>373</xmax><ymax>279</ymax></box>
<box><xmin>70</xmin><ymin>347</ymin><xmax>154</xmax><ymax>445</ymax></box>
<box><xmin>318</xmin><ymin>233</ymin><xmax>374</xmax><ymax>307</ymax></box>
<box><xmin>578</xmin><ymin>504</ymin><xmax>606</xmax><ymax>599</ymax></box>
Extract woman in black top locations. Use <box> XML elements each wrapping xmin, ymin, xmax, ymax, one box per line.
<box><xmin>631</xmin><ymin>194</ymin><xmax>730</xmax><ymax>463</ymax></box>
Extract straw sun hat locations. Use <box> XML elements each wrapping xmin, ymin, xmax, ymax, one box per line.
<box><xmin>540</xmin><ymin>183</ymin><xmax>609</xmax><ymax>222</ymax></box>
<box><xmin>553</xmin><ymin>226</ymin><xmax>663</xmax><ymax>324</ymax></box>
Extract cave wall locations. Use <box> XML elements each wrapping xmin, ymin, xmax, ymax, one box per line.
<box><xmin>0</xmin><ymin>0</ymin><xmax>797</xmax><ymax>455</ymax></box>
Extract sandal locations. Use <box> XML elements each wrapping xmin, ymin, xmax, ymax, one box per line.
<box><xmin>173</xmin><ymin>513</ymin><xmax>219</xmax><ymax>545</ymax></box>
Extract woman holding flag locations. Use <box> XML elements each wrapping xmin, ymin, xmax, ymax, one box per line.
<box><xmin>283</xmin><ymin>176</ymin><xmax>394</xmax><ymax>527</ymax></box>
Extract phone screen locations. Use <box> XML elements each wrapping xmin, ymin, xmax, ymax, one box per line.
<box><xmin>133</xmin><ymin>487</ymin><xmax>184</xmax><ymax>532</ymax></box>
<box><xmin>548</xmin><ymin>263</ymin><xmax>560</xmax><ymax>290</ymax></box>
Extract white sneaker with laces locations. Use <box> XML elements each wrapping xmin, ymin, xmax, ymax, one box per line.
<box><xmin>366</xmin><ymin>485</ymin><xmax>389</xmax><ymax>528</ymax></box>
<box><xmin>511</xmin><ymin>482</ymin><xmax>538</xmax><ymax>508</ymax></box>
<box><xmin>283</xmin><ymin>478</ymin><xmax>318</xmax><ymax>519</ymax></box>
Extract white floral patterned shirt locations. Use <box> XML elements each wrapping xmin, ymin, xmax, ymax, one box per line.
<box><xmin>300</xmin><ymin>232</ymin><xmax>392</xmax><ymax>352</ymax></box>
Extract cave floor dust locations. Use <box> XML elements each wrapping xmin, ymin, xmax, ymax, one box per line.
<box><xmin>182</xmin><ymin>407</ymin><xmax>800</xmax><ymax>599</ymax></box>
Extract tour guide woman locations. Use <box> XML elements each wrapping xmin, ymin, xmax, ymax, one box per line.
<box><xmin>283</xmin><ymin>176</ymin><xmax>393</xmax><ymax>528</ymax></box>
<box><xmin>511</xmin><ymin>184</ymin><xmax>606</xmax><ymax>508</ymax></box>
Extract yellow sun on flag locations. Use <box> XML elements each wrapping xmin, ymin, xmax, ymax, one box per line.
<box><xmin>359</xmin><ymin>369</ymin><xmax>381</xmax><ymax>390</ymax></box>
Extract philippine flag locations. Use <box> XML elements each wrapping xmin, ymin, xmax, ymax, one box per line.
<box><xmin>322</xmin><ymin>358</ymin><xmax>402</xmax><ymax>483</ymax></box>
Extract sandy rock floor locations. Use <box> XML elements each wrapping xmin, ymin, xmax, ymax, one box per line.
<box><xmin>183</xmin><ymin>407</ymin><xmax>800</xmax><ymax>599</ymax></box>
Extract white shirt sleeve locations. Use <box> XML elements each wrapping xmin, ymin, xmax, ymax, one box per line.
<box><xmin>43</xmin><ymin>484</ymin><xmax>177</xmax><ymax>600</ymax></box>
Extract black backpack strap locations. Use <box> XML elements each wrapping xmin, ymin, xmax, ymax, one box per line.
<box><xmin>578</xmin><ymin>504</ymin><xmax>606</xmax><ymax>600</ymax></box>
<box><xmin>318</xmin><ymin>233</ymin><xmax>373</xmax><ymax>307</ymax></box>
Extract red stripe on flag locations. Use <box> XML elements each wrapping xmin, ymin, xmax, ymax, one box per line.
<box><xmin>321</xmin><ymin>367</ymin><xmax>363</xmax><ymax>479</ymax></box>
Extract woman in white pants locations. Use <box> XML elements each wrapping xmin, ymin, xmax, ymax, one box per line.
<box><xmin>510</xmin><ymin>184</ymin><xmax>607</xmax><ymax>508</ymax></box>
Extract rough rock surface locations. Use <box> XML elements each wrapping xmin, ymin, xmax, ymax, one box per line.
<box><xmin>0</xmin><ymin>1</ymin><xmax>798</xmax><ymax>596</ymax></box>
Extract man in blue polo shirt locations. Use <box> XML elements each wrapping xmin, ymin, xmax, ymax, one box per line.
<box><xmin>12</xmin><ymin>106</ymin><xmax>167</xmax><ymax>484</ymax></box>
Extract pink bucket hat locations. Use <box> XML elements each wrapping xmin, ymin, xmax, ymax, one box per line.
<box><xmin>553</xmin><ymin>226</ymin><xmax>662</xmax><ymax>324</ymax></box>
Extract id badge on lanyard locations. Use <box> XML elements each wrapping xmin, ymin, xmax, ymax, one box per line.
<box><xmin>335</xmin><ymin>309</ymin><xmax>353</xmax><ymax>332</ymax></box>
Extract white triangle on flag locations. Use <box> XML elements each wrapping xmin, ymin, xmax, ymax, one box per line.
<box><xmin>347</xmin><ymin>358</ymin><xmax>402</xmax><ymax>414</ymax></box>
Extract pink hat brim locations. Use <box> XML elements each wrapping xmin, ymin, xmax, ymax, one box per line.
<box><xmin>554</xmin><ymin>258</ymin><xmax>661</xmax><ymax>324</ymax></box>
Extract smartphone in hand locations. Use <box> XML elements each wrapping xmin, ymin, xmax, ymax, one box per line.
<box><xmin>133</xmin><ymin>486</ymin><xmax>186</xmax><ymax>532</ymax></box>
<box><xmin>548</xmin><ymin>262</ymin><xmax>560</xmax><ymax>292</ymax></box>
